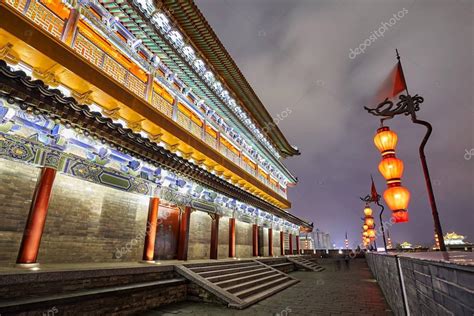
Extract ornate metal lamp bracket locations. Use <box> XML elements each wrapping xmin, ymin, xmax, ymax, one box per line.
<box><xmin>364</xmin><ymin>94</ymin><xmax>424</xmax><ymax>124</ymax></box>
<box><xmin>359</xmin><ymin>193</ymin><xmax>381</xmax><ymax>204</ymax></box>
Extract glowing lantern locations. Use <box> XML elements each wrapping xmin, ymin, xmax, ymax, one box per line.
<box><xmin>374</xmin><ymin>126</ymin><xmax>398</xmax><ymax>155</ymax></box>
<box><xmin>378</xmin><ymin>157</ymin><xmax>404</xmax><ymax>184</ymax></box>
<box><xmin>365</xmin><ymin>217</ymin><xmax>375</xmax><ymax>227</ymax></box>
<box><xmin>368</xmin><ymin>229</ymin><xmax>376</xmax><ymax>238</ymax></box>
<box><xmin>363</xmin><ymin>224</ymin><xmax>368</xmax><ymax>231</ymax></box>
<box><xmin>384</xmin><ymin>186</ymin><xmax>410</xmax><ymax>213</ymax></box>
<box><xmin>363</xmin><ymin>206</ymin><xmax>373</xmax><ymax>217</ymax></box>
<box><xmin>363</xmin><ymin>231</ymin><xmax>368</xmax><ymax>237</ymax></box>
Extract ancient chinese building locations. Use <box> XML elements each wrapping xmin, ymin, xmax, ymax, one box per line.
<box><xmin>0</xmin><ymin>0</ymin><xmax>312</xmax><ymax>267</ymax></box>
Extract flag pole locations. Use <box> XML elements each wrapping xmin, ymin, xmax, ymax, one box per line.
<box><xmin>396</xmin><ymin>50</ymin><xmax>446</xmax><ymax>252</ymax></box>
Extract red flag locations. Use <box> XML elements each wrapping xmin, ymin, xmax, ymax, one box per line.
<box><xmin>370</xmin><ymin>176</ymin><xmax>378</xmax><ymax>201</ymax></box>
<box><xmin>374</xmin><ymin>61</ymin><xmax>407</xmax><ymax>103</ymax></box>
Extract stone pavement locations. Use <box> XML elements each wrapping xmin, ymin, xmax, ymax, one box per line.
<box><xmin>142</xmin><ymin>258</ymin><xmax>392</xmax><ymax>316</ymax></box>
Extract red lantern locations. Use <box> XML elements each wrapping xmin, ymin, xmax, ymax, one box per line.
<box><xmin>373</xmin><ymin>126</ymin><xmax>411</xmax><ymax>223</ymax></box>
<box><xmin>365</xmin><ymin>217</ymin><xmax>375</xmax><ymax>227</ymax></box>
<box><xmin>364</xmin><ymin>206</ymin><xmax>373</xmax><ymax>217</ymax></box>
<box><xmin>374</xmin><ymin>126</ymin><xmax>398</xmax><ymax>156</ymax></box>
<box><xmin>368</xmin><ymin>229</ymin><xmax>376</xmax><ymax>238</ymax></box>
<box><xmin>378</xmin><ymin>157</ymin><xmax>404</xmax><ymax>184</ymax></box>
<box><xmin>384</xmin><ymin>186</ymin><xmax>410</xmax><ymax>213</ymax></box>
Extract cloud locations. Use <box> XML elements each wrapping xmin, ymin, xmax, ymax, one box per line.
<box><xmin>197</xmin><ymin>0</ymin><xmax>473</xmax><ymax>247</ymax></box>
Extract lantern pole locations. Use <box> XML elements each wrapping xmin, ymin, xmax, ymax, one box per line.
<box><xmin>360</xmin><ymin>190</ymin><xmax>387</xmax><ymax>252</ymax></box>
<box><xmin>364</xmin><ymin>50</ymin><xmax>446</xmax><ymax>252</ymax></box>
<box><xmin>376</xmin><ymin>200</ymin><xmax>387</xmax><ymax>252</ymax></box>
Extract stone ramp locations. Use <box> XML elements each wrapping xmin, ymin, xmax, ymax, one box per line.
<box><xmin>287</xmin><ymin>256</ymin><xmax>325</xmax><ymax>272</ymax></box>
<box><xmin>174</xmin><ymin>259</ymin><xmax>298</xmax><ymax>309</ymax></box>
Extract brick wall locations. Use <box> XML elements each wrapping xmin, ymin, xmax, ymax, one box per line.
<box><xmin>188</xmin><ymin>210</ymin><xmax>211</xmax><ymax>260</ymax></box>
<box><xmin>0</xmin><ymin>159</ymin><xmax>40</xmax><ymax>266</ymax></box>
<box><xmin>38</xmin><ymin>173</ymin><xmax>149</xmax><ymax>263</ymax></box>
<box><xmin>235</xmin><ymin>221</ymin><xmax>252</xmax><ymax>258</ymax></box>
<box><xmin>218</xmin><ymin>216</ymin><xmax>229</xmax><ymax>259</ymax></box>
<box><xmin>366</xmin><ymin>252</ymin><xmax>474</xmax><ymax>315</ymax></box>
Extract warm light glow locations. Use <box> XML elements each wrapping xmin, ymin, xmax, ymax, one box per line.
<box><xmin>363</xmin><ymin>207</ymin><xmax>373</xmax><ymax>217</ymax></box>
<box><xmin>374</xmin><ymin>126</ymin><xmax>398</xmax><ymax>155</ymax></box>
<box><xmin>363</xmin><ymin>224</ymin><xmax>368</xmax><ymax>231</ymax></box>
<box><xmin>363</xmin><ymin>231</ymin><xmax>369</xmax><ymax>237</ymax></box>
<box><xmin>378</xmin><ymin>157</ymin><xmax>404</xmax><ymax>183</ymax></box>
<box><xmin>384</xmin><ymin>186</ymin><xmax>410</xmax><ymax>212</ymax></box>
<box><xmin>368</xmin><ymin>229</ymin><xmax>376</xmax><ymax>238</ymax></box>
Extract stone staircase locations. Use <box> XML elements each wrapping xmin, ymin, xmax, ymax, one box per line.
<box><xmin>287</xmin><ymin>256</ymin><xmax>325</xmax><ymax>272</ymax></box>
<box><xmin>175</xmin><ymin>259</ymin><xmax>298</xmax><ymax>309</ymax></box>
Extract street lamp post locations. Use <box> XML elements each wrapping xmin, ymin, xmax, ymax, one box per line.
<box><xmin>364</xmin><ymin>50</ymin><xmax>446</xmax><ymax>251</ymax></box>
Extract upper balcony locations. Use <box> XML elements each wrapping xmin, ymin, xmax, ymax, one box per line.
<box><xmin>0</xmin><ymin>0</ymin><xmax>290</xmax><ymax>207</ymax></box>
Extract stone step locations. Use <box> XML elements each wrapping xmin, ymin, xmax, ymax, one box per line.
<box><xmin>198</xmin><ymin>264</ymin><xmax>263</xmax><ymax>278</ymax></box>
<box><xmin>206</xmin><ymin>267</ymin><xmax>270</xmax><ymax>283</ymax></box>
<box><xmin>239</xmin><ymin>279</ymin><xmax>299</xmax><ymax>307</ymax></box>
<box><xmin>0</xmin><ymin>278</ymin><xmax>186</xmax><ymax>312</ymax></box>
<box><xmin>185</xmin><ymin>260</ymin><xmax>254</xmax><ymax>269</ymax></box>
<box><xmin>234</xmin><ymin>275</ymin><xmax>290</xmax><ymax>299</ymax></box>
<box><xmin>189</xmin><ymin>261</ymin><xmax>257</xmax><ymax>273</ymax></box>
<box><xmin>271</xmin><ymin>262</ymin><xmax>293</xmax><ymax>268</ymax></box>
<box><xmin>214</xmin><ymin>269</ymin><xmax>275</xmax><ymax>288</ymax></box>
<box><xmin>226</xmin><ymin>273</ymin><xmax>283</xmax><ymax>294</ymax></box>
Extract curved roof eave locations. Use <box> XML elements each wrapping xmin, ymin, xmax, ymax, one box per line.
<box><xmin>160</xmin><ymin>0</ymin><xmax>301</xmax><ymax>158</ymax></box>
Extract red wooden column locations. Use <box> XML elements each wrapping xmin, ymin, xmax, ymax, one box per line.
<box><xmin>210</xmin><ymin>214</ymin><xmax>220</xmax><ymax>259</ymax></box>
<box><xmin>280</xmin><ymin>231</ymin><xmax>284</xmax><ymax>255</ymax></box>
<box><xmin>252</xmin><ymin>224</ymin><xmax>259</xmax><ymax>256</ymax></box>
<box><xmin>177</xmin><ymin>206</ymin><xmax>191</xmax><ymax>260</ymax></box>
<box><xmin>142</xmin><ymin>197</ymin><xmax>159</xmax><ymax>261</ymax></box>
<box><xmin>229</xmin><ymin>218</ymin><xmax>236</xmax><ymax>257</ymax></box>
<box><xmin>17</xmin><ymin>167</ymin><xmax>57</xmax><ymax>264</ymax></box>
<box><xmin>289</xmin><ymin>233</ymin><xmax>293</xmax><ymax>255</ymax></box>
<box><xmin>296</xmin><ymin>235</ymin><xmax>300</xmax><ymax>254</ymax></box>
<box><xmin>268</xmin><ymin>228</ymin><xmax>273</xmax><ymax>257</ymax></box>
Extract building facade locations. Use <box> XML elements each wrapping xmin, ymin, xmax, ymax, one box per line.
<box><xmin>0</xmin><ymin>0</ymin><xmax>312</xmax><ymax>266</ymax></box>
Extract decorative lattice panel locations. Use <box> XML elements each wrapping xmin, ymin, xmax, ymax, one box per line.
<box><xmin>177</xmin><ymin>111</ymin><xmax>190</xmax><ymax>130</ymax></box>
<box><xmin>126</xmin><ymin>73</ymin><xmax>146</xmax><ymax>99</ymax></box>
<box><xmin>151</xmin><ymin>92</ymin><xmax>173</xmax><ymax>118</ymax></box>
<box><xmin>25</xmin><ymin>0</ymin><xmax>64</xmax><ymax>39</ymax></box>
<box><xmin>102</xmin><ymin>55</ymin><xmax>126</xmax><ymax>85</ymax></box>
<box><xmin>5</xmin><ymin>0</ymin><xmax>28</xmax><ymax>12</ymax></box>
<box><xmin>73</xmin><ymin>33</ymin><xmax>105</xmax><ymax>68</ymax></box>
<box><xmin>205</xmin><ymin>134</ymin><xmax>217</xmax><ymax>149</ymax></box>
<box><xmin>190</xmin><ymin>121</ymin><xmax>202</xmax><ymax>139</ymax></box>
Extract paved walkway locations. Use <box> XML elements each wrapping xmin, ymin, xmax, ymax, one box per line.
<box><xmin>143</xmin><ymin>258</ymin><xmax>392</xmax><ymax>316</ymax></box>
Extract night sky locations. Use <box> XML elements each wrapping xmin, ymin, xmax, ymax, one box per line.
<box><xmin>196</xmin><ymin>0</ymin><xmax>473</xmax><ymax>248</ymax></box>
